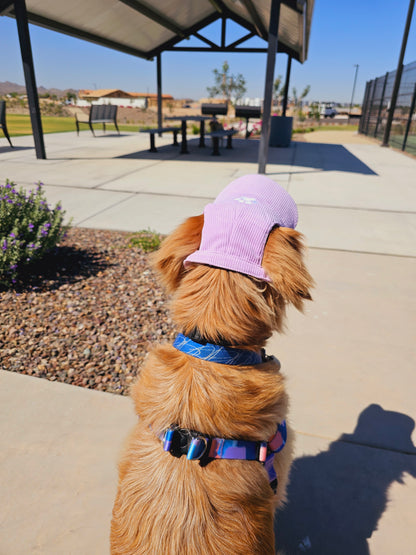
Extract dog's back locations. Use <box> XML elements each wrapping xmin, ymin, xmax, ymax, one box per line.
<box><xmin>111</xmin><ymin>344</ymin><xmax>292</xmax><ymax>554</ymax></box>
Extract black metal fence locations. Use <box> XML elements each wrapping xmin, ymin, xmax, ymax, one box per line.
<box><xmin>359</xmin><ymin>60</ymin><xmax>416</xmax><ymax>155</ymax></box>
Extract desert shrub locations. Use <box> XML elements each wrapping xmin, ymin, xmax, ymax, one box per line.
<box><xmin>128</xmin><ymin>229</ymin><xmax>163</xmax><ymax>253</ymax></box>
<box><xmin>292</xmin><ymin>127</ymin><xmax>315</xmax><ymax>134</ymax></box>
<box><xmin>0</xmin><ymin>180</ymin><xmax>68</xmax><ymax>287</ymax></box>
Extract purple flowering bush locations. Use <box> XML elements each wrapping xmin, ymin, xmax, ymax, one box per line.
<box><xmin>0</xmin><ymin>180</ymin><xmax>68</xmax><ymax>287</ymax></box>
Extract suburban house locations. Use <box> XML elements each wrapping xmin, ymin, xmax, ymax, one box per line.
<box><xmin>76</xmin><ymin>89</ymin><xmax>174</xmax><ymax>109</ymax></box>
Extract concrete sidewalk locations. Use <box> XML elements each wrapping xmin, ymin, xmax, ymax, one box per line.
<box><xmin>0</xmin><ymin>131</ymin><xmax>415</xmax><ymax>554</ymax></box>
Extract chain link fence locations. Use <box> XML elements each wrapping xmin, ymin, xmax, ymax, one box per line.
<box><xmin>359</xmin><ymin>60</ymin><xmax>416</xmax><ymax>155</ymax></box>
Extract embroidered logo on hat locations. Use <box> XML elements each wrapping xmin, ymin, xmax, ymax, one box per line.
<box><xmin>234</xmin><ymin>196</ymin><xmax>258</xmax><ymax>205</ymax></box>
<box><xmin>184</xmin><ymin>174</ymin><xmax>298</xmax><ymax>282</ymax></box>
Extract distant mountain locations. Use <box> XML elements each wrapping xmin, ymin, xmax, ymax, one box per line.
<box><xmin>0</xmin><ymin>81</ymin><xmax>77</xmax><ymax>97</ymax></box>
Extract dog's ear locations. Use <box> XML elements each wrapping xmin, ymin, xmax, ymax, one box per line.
<box><xmin>152</xmin><ymin>214</ymin><xmax>204</xmax><ymax>294</ymax></box>
<box><xmin>262</xmin><ymin>226</ymin><xmax>314</xmax><ymax>311</ymax></box>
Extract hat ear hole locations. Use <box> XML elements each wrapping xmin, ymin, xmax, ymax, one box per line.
<box><xmin>262</xmin><ymin>227</ymin><xmax>314</xmax><ymax>310</ymax></box>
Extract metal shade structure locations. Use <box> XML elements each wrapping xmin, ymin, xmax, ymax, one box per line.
<box><xmin>1</xmin><ymin>0</ymin><xmax>314</xmax><ymax>170</ymax></box>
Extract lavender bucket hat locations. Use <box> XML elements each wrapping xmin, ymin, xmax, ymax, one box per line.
<box><xmin>184</xmin><ymin>174</ymin><xmax>298</xmax><ymax>282</ymax></box>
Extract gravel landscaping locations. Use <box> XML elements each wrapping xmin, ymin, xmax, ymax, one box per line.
<box><xmin>0</xmin><ymin>227</ymin><xmax>176</xmax><ymax>395</ymax></box>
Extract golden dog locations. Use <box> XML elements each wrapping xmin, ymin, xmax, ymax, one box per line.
<box><xmin>111</xmin><ymin>176</ymin><xmax>313</xmax><ymax>554</ymax></box>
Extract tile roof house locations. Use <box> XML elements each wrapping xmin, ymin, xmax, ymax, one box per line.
<box><xmin>77</xmin><ymin>89</ymin><xmax>173</xmax><ymax>108</ymax></box>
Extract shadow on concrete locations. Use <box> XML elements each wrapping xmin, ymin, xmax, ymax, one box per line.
<box><xmin>116</xmin><ymin>139</ymin><xmax>377</xmax><ymax>175</ymax></box>
<box><xmin>0</xmin><ymin>145</ymin><xmax>33</xmax><ymax>154</ymax></box>
<box><xmin>92</xmin><ymin>133</ymin><xmax>131</xmax><ymax>139</ymax></box>
<box><xmin>275</xmin><ymin>404</ymin><xmax>416</xmax><ymax>555</ymax></box>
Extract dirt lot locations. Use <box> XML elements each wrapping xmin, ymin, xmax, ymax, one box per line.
<box><xmin>292</xmin><ymin>129</ymin><xmax>377</xmax><ymax>144</ymax></box>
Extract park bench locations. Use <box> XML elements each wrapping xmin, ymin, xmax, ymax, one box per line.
<box><xmin>206</xmin><ymin>128</ymin><xmax>237</xmax><ymax>155</ymax></box>
<box><xmin>75</xmin><ymin>104</ymin><xmax>120</xmax><ymax>136</ymax></box>
<box><xmin>235</xmin><ymin>105</ymin><xmax>262</xmax><ymax>138</ymax></box>
<box><xmin>0</xmin><ymin>100</ymin><xmax>13</xmax><ymax>147</ymax></box>
<box><xmin>140</xmin><ymin>127</ymin><xmax>180</xmax><ymax>152</ymax></box>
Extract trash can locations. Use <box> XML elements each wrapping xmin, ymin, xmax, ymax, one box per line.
<box><xmin>269</xmin><ymin>116</ymin><xmax>293</xmax><ymax>147</ymax></box>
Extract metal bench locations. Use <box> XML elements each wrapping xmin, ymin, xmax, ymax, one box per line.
<box><xmin>140</xmin><ymin>127</ymin><xmax>180</xmax><ymax>152</ymax></box>
<box><xmin>235</xmin><ymin>105</ymin><xmax>262</xmax><ymax>138</ymax></box>
<box><xmin>75</xmin><ymin>104</ymin><xmax>120</xmax><ymax>136</ymax></box>
<box><xmin>206</xmin><ymin>128</ymin><xmax>237</xmax><ymax>155</ymax></box>
<box><xmin>0</xmin><ymin>100</ymin><xmax>13</xmax><ymax>147</ymax></box>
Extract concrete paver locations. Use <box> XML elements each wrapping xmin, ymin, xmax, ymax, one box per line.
<box><xmin>268</xmin><ymin>248</ymin><xmax>416</xmax><ymax>443</ymax></box>
<box><xmin>0</xmin><ymin>371</ymin><xmax>134</xmax><ymax>555</ymax></box>
<box><xmin>79</xmin><ymin>192</ymin><xmax>211</xmax><ymax>235</ymax></box>
<box><xmin>0</xmin><ymin>130</ymin><xmax>415</xmax><ymax>554</ymax></box>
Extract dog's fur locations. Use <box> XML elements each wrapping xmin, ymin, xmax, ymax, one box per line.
<box><xmin>111</xmin><ymin>214</ymin><xmax>313</xmax><ymax>554</ymax></box>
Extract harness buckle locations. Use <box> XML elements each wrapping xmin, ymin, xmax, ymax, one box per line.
<box><xmin>187</xmin><ymin>436</ymin><xmax>209</xmax><ymax>460</ymax></box>
<box><xmin>162</xmin><ymin>427</ymin><xmax>209</xmax><ymax>460</ymax></box>
<box><xmin>257</xmin><ymin>441</ymin><xmax>268</xmax><ymax>463</ymax></box>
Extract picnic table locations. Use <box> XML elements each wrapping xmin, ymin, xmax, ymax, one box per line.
<box><xmin>164</xmin><ymin>115</ymin><xmax>211</xmax><ymax>154</ymax></box>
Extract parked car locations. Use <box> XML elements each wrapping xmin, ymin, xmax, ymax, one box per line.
<box><xmin>320</xmin><ymin>103</ymin><xmax>337</xmax><ymax>118</ymax></box>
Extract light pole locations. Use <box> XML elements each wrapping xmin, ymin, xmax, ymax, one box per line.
<box><xmin>348</xmin><ymin>64</ymin><xmax>359</xmax><ymax>122</ymax></box>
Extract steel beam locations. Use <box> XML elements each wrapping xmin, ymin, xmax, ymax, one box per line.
<box><xmin>402</xmin><ymin>82</ymin><xmax>416</xmax><ymax>151</ymax></box>
<box><xmin>157</xmin><ymin>53</ymin><xmax>162</xmax><ymax>135</ymax></box>
<box><xmin>13</xmin><ymin>0</ymin><xmax>46</xmax><ymax>159</ymax></box>
<box><xmin>258</xmin><ymin>0</ymin><xmax>281</xmax><ymax>174</ymax></box>
<box><xmin>20</xmin><ymin>10</ymin><xmax>148</xmax><ymax>58</ymax></box>
<box><xmin>0</xmin><ymin>0</ymin><xmax>13</xmax><ymax>15</ymax></box>
<box><xmin>282</xmin><ymin>55</ymin><xmax>292</xmax><ymax>116</ymax></box>
<box><xmin>374</xmin><ymin>72</ymin><xmax>389</xmax><ymax>137</ymax></box>
<box><xmin>118</xmin><ymin>0</ymin><xmax>186</xmax><ymax>38</ymax></box>
<box><xmin>241</xmin><ymin>0</ymin><xmax>268</xmax><ymax>40</ymax></box>
<box><xmin>382</xmin><ymin>0</ymin><xmax>415</xmax><ymax>146</ymax></box>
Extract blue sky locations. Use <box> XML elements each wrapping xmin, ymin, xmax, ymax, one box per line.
<box><xmin>1</xmin><ymin>0</ymin><xmax>415</xmax><ymax>104</ymax></box>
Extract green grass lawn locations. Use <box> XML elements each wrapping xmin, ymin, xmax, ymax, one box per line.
<box><xmin>3</xmin><ymin>114</ymin><xmax>139</xmax><ymax>137</ymax></box>
<box><xmin>3</xmin><ymin>114</ymin><xmax>362</xmax><ymax>139</ymax></box>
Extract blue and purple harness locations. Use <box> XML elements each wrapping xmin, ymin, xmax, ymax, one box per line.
<box><xmin>159</xmin><ymin>334</ymin><xmax>287</xmax><ymax>494</ymax></box>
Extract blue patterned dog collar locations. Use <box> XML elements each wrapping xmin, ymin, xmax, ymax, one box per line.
<box><xmin>173</xmin><ymin>333</ymin><xmax>262</xmax><ymax>366</ymax></box>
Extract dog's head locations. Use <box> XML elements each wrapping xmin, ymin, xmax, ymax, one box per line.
<box><xmin>153</xmin><ymin>175</ymin><xmax>313</xmax><ymax>347</ymax></box>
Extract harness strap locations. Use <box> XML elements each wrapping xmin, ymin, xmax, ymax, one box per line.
<box><xmin>160</xmin><ymin>421</ymin><xmax>287</xmax><ymax>493</ymax></box>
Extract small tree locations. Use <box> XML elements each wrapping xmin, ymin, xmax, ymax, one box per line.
<box><xmin>207</xmin><ymin>61</ymin><xmax>247</xmax><ymax>105</ymax></box>
<box><xmin>66</xmin><ymin>91</ymin><xmax>77</xmax><ymax>104</ymax></box>
<box><xmin>292</xmin><ymin>85</ymin><xmax>311</xmax><ymax>121</ymax></box>
<box><xmin>308</xmin><ymin>102</ymin><xmax>321</xmax><ymax>121</ymax></box>
<box><xmin>272</xmin><ymin>75</ymin><xmax>286</xmax><ymax>113</ymax></box>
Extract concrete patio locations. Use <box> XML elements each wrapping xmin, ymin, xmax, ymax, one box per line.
<box><xmin>0</xmin><ymin>130</ymin><xmax>415</xmax><ymax>554</ymax></box>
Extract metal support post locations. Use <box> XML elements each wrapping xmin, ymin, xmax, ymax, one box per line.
<box><xmin>402</xmin><ymin>82</ymin><xmax>416</xmax><ymax>151</ymax></box>
<box><xmin>258</xmin><ymin>0</ymin><xmax>281</xmax><ymax>174</ymax></box>
<box><xmin>14</xmin><ymin>0</ymin><xmax>46</xmax><ymax>159</ymax></box>
<box><xmin>382</xmin><ymin>0</ymin><xmax>415</xmax><ymax>146</ymax></box>
<box><xmin>364</xmin><ymin>80</ymin><xmax>376</xmax><ymax>135</ymax></box>
<box><xmin>374</xmin><ymin>72</ymin><xmax>389</xmax><ymax>138</ymax></box>
<box><xmin>157</xmin><ymin>53</ymin><xmax>162</xmax><ymax>135</ymax></box>
<box><xmin>359</xmin><ymin>82</ymin><xmax>370</xmax><ymax>134</ymax></box>
<box><xmin>348</xmin><ymin>64</ymin><xmax>359</xmax><ymax>122</ymax></box>
<box><xmin>282</xmin><ymin>55</ymin><xmax>291</xmax><ymax>117</ymax></box>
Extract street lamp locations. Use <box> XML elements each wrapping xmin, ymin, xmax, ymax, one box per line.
<box><xmin>348</xmin><ymin>64</ymin><xmax>359</xmax><ymax>122</ymax></box>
